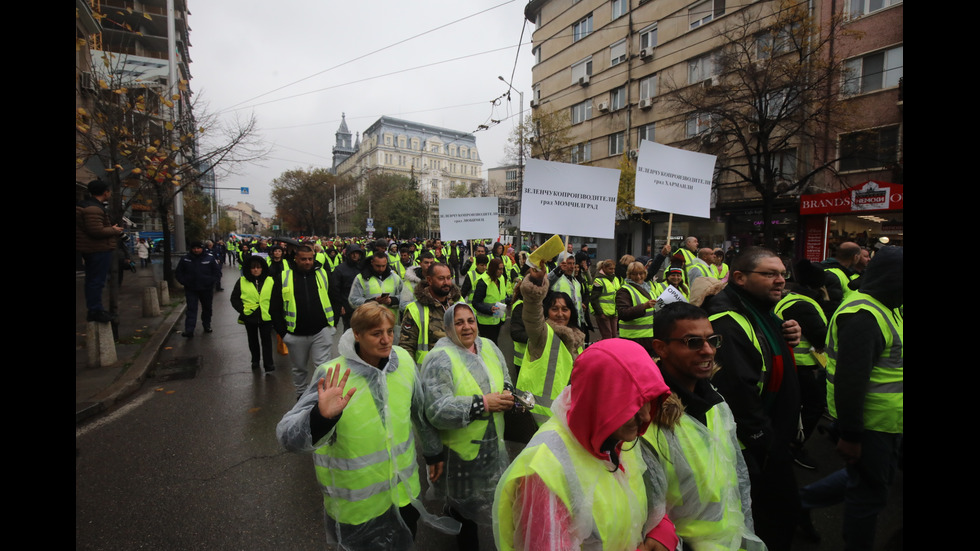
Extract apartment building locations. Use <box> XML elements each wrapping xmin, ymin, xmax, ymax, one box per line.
<box><xmin>524</xmin><ymin>0</ymin><xmax>902</xmax><ymax>255</ymax></box>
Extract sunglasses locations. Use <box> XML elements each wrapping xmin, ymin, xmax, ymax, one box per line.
<box><xmin>663</xmin><ymin>334</ymin><xmax>723</xmax><ymax>350</ymax></box>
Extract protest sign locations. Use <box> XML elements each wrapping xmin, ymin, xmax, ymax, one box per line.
<box><xmin>438</xmin><ymin>197</ymin><xmax>498</xmax><ymax>242</ymax></box>
<box><xmin>520</xmin><ymin>158</ymin><xmax>619</xmax><ymax>239</ymax></box>
<box><xmin>634</xmin><ymin>140</ymin><xmax>716</xmax><ymax>219</ymax></box>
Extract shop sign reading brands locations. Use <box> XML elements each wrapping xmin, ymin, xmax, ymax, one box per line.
<box><xmin>799</xmin><ymin>180</ymin><xmax>903</xmax><ymax>215</ymax></box>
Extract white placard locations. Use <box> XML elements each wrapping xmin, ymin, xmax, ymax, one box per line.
<box><xmin>438</xmin><ymin>197</ymin><xmax>499</xmax><ymax>242</ymax></box>
<box><xmin>655</xmin><ymin>285</ymin><xmax>689</xmax><ymax>310</ymax></box>
<box><xmin>520</xmin><ymin>158</ymin><xmax>619</xmax><ymax>239</ymax></box>
<box><xmin>634</xmin><ymin>140</ymin><xmax>716</xmax><ymax>219</ymax></box>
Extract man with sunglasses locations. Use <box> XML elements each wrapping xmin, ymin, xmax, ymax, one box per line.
<box><xmin>643</xmin><ymin>302</ymin><xmax>765</xmax><ymax>551</ymax></box>
<box><xmin>701</xmin><ymin>247</ymin><xmax>802</xmax><ymax>551</ymax></box>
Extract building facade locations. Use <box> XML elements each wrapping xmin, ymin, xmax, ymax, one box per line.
<box><xmin>524</xmin><ymin>0</ymin><xmax>902</xmax><ymax>256</ymax></box>
<box><xmin>331</xmin><ymin>116</ymin><xmax>484</xmax><ymax>237</ymax></box>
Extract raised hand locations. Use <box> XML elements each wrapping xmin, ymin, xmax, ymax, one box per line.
<box><xmin>317</xmin><ymin>364</ymin><xmax>357</xmax><ymax>419</ymax></box>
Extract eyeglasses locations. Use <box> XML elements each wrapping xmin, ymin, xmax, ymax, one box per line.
<box><xmin>664</xmin><ymin>334</ymin><xmax>723</xmax><ymax>350</ymax></box>
<box><xmin>744</xmin><ymin>270</ymin><xmax>788</xmax><ymax>279</ymax></box>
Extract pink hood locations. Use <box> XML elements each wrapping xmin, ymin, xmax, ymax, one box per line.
<box><xmin>566</xmin><ymin>338</ymin><xmax>671</xmax><ymax>460</ymax></box>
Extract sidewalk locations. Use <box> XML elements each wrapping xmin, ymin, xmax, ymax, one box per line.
<box><xmin>75</xmin><ymin>259</ymin><xmax>185</xmax><ymax>425</ymax></box>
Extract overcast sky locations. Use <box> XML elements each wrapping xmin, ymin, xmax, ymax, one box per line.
<box><xmin>189</xmin><ymin>0</ymin><xmax>534</xmax><ymax>218</ymax></box>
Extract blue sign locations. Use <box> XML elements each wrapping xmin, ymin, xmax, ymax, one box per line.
<box><xmin>241</xmin><ymin>187</ymin><xmax>249</xmax><ymax>195</ymax></box>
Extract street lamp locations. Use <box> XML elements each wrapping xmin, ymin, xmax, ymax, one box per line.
<box><xmin>498</xmin><ymin>76</ymin><xmax>524</xmax><ymax>247</ymax></box>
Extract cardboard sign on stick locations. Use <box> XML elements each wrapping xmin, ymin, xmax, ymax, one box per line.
<box><xmin>438</xmin><ymin>197</ymin><xmax>499</xmax><ymax>242</ymax></box>
<box><xmin>520</xmin><ymin>159</ymin><xmax>619</xmax><ymax>239</ymax></box>
<box><xmin>634</xmin><ymin>140</ymin><xmax>716</xmax><ymax>219</ymax></box>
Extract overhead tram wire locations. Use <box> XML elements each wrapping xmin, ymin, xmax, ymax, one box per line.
<box><xmin>217</xmin><ymin>0</ymin><xmax>517</xmax><ymax>114</ymax></box>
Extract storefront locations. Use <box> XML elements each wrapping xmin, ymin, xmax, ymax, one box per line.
<box><xmin>799</xmin><ymin>180</ymin><xmax>903</xmax><ymax>261</ymax></box>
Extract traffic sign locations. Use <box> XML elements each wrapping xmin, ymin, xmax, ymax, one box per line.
<box><xmin>240</xmin><ymin>187</ymin><xmax>249</xmax><ymax>195</ymax></box>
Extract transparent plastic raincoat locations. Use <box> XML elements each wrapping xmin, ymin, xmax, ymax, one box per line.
<box><xmin>642</xmin><ymin>398</ymin><xmax>765</xmax><ymax>551</ymax></box>
<box><xmin>493</xmin><ymin>339</ymin><xmax>677</xmax><ymax>551</ymax></box>
<box><xmin>276</xmin><ymin>329</ymin><xmax>454</xmax><ymax>550</ymax></box>
<box><xmin>420</xmin><ymin>303</ymin><xmax>512</xmax><ymax>523</ymax></box>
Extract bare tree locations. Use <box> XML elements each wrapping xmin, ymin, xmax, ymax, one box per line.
<box><xmin>76</xmin><ymin>51</ymin><xmax>267</xmax><ymax>287</ymax></box>
<box><xmin>663</xmin><ymin>0</ymin><xmax>852</xmax><ymax>247</ymax></box>
<box><xmin>506</xmin><ymin>108</ymin><xmax>573</xmax><ymax>164</ymax></box>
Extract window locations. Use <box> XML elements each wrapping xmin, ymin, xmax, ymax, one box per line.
<box><xmin>774</xmin><ymin>149</ymin><xmax>798</xmax><ymax>182</ymax></box>
<box><xmin>688</xmin><ymin>53</ymin><xmax>718</xmax><ymax>84</ymax></box>
<box><xmin>764</xmin><ymin>88</ymin><xmax>794</xmax><ymax>117</ymax></box>
<box><xmin>384</xmin><ymin>135</ymin><xmax>392</xmax><ymax>146</ymax></box>
<box><xmin>686</xmin><ymin>112</ymin><xmax>715</xmax><ymax>137</ymax></box>
<box><xmin>573</xmin><ymin>14</ymin><xmax>593</xmax><ymax>42</ymax></box>
<box><xmin>570</xmin><ymin>142</ymin><xmax>592</xmax><ymax>163</ymax></box>
<box><xmin>610</xmin><ymin>40</ymin><xmax>627</xmax><ymax>66</ymax></box>
<box><xmin>571</xmin><ymin>100</ymin><xmax>593</xmax><ymax>124</ymax></box>
<box><xmin>839</xmin><ymin>126</ymin><xmax>900</xmax><ymax>172</ymax></box>
<box><xmin>398</xmin><ymin>136</ymin><xmax>406</xmax><ymax>148</ymax></box>
<box><xmin>533</xmin><ymin>84</ymin><xmax>541</xmax><ymax>103</ymax></box>
<box><xmin>610</xmin><ymin>86</ymin><xmax>626</xmax><ymax>110</ymax></box>
<box><xmin>849</xmin><ymin>0</ymin><xmax>901</xmax><ymax>18</ymax></box>
<box><xmin>639</xmin><ymin>74</ymin><xmax>658</xmax><ymax>100</ymax></box>
<box><xmin>640</xmin><ymin>24</ymin><xmax>658</xmax><ymax>50</ymax></box>
<box><xmin>571</xmin><ymin>57</ymin><xmax>593</xmax><ymax>84</ymax></box>
<box><xmin>756</xmin><ymin>26</ymin><xmax>795</xmax><ymax>58</ymax></box>
<box><xmin>533</xmin><ymin>46</ymin><xmax>541</xmax><ymax>64</ymax></box>
<box><xmin>608</xmin><ymin>132</ymin><xmax>625</xmax><ymax>156</ymax></box>
<box><xmin>638</xmin><ymin>123</ymin><xmax>655</xmax><ymax>143</ymax></box>
<box><xmin>611</xmin><ymin>0</ymin><xmax>627</xmax><ymax>20</ymax></box>
<box><xmin>411</xmin><ymin>138</ymin><xmax>420</xmax><ymax>150</ymax></box>
<box><xmin>689</xmin><ymin>0</ymin><xmax>725</xmax><ymax>29</ymax></box>
<box><xmin>843</xmin><ymin>46</ymin><xmax>903</xmax><ymax>95</ymax></box>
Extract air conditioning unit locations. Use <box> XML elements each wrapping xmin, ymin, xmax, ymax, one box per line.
<box><xmin>80</xmin><ymin>71</ymin><xmax>97</xmax><ymax>92</ymax></box>
<box><xmin>578</xmin><ymin>75</ymin><xmax>590</xmax><ymax>86</ymax></box>
<box><xmin>700</xmin><ymin>78</ymin><xmax>714</xmax><ymax>89</ymax></box>
<box><xmin>597</xmin><ymin>101</ymin><xmax>609</xmax><ymax>112</ymax></box>
<box><xmin>640</xmin><ymin>47</ymin><xmax>654</xmax><ymax>60</ymax></box>
<box><xmin>530</xmin><ymin>99</ymin><xmax>539</xmax><ymax>108</ymax></box>
<box><xmin>639</xmin><ymin>98</ymin><xmax>653</xmax><ymax>110</ymax></box>
<box><xmin>629</xmin><ymin>149</ymin><xmax>639</xmax><ymax>159</ymax></box>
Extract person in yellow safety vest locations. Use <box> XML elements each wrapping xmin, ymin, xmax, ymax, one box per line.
<box><xmin>549</xmin><ymin>252</ymin><xmax>590</xmax><ymax>336</ymax></box>
<box><xmin>263</xmin><ymin>245</ymin><xmax>339</xmax><ymax>397</ymax></box>
<box><xmin>473</xmin><ymin>258</ymin><xmax>511</xmax><ymax>345</ymax></box>
<box><xmin>518</xmin><ymin>265</ymin><xmax>585</xmax><ymax>428</ymax></box>
<box><xmin>644</xmin><ymin>302</ymin><xmax>766</xmax><ymax>551</ymax></box>
<box><xmin>490</xmin><ymin>242</ymin><xmax>515</xmax><ymax>282</ymax></box>
<box><xmin>349</xmin><ymin>253</ymin><xmax>403</xmax><ymax>323</ymax></box>
<box><xmin>590</xmin><ymin>259</ymin><xmax>621</xmax><ymax>340</ymax></box>
<box><xmin>323</xmin><ymin>245</ymin><xmax>342</xmax><ymax>273</ymax></box>
<box><xmin>420</xmin><ymin>302</ymin><xmax>519</xmax><ymax>551</ymax></box>
<box><xmin>673</xmin><ymin>236</ymin><xmax>700</xmax><ymax>273</ymax></box>
<box><xmin>799</xmin><ymin>246</ymin><xmax>903</xmax><ymax>550</ymax></box>
<box><xmin>617</xmin><ymin>261</ymin><xmax>658</xmax><ymax>355</ymax></box>
<box><xmin>508</xmin><ymin>282</ymin><xmax>528</xmax><ymax>372</ymax></box>
<box><xmin>493</xmin><ymin>338</ymin><xmax>683</xmax><ymax>551</ymax></box>
<box><xmin>712</xmin><ymin>248</ymin><xmax>730</xmax><ymax>281</ymax></box>
<box><xmin>774</xmin><ymin>259</ymin><xmax>831</xmax><ymax>471</ymax></box>
<box><xmin>700</xmin><ymin>247</ymin><xmax>803</xmax><ymax>551</ymax></box>
<box><xmin>267</xmin><ymin>245</ymin><xmax>288</xmax><ymax>279</ymax></box>
<box><xmin>663</xmin><ymin>266</ymin><xmax>691</xmax><ymax>300</ymax></box>
<box><xmin>820</xmin><ymin>241</ymin><xmax>862</xmax><ymax>316</ymax></box>
<box><xmin>460</xmin><ymin>254</ymin><xmax>489</xmax><ymax>304</ymax></box>
<box><xmin>399</xmin><ymin>251</ymin><xmax>435</xmax><ymax>314</ymax></box>
<box><xmin>276</xmin><ymin>303</ymin><xmax>456</xmax><ymax>551</ymax></box>
<box><xmin>230</xmin><ymin>255</ymin><xmax>277</xmax><ymax>372</ymax></box>
<box><xmin>399</xmin><ymin>263</ymin><xmax>461</xmax><ymax>365</ymax></box>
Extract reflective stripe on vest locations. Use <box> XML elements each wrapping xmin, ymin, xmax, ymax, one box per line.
<box><xmin>516</xmin><ymin>326</ymin><xmax>573</xmax><ymax>425</ymax></box>
<box><xmin>405</xmin><ymin>302</ymin><xmax>430</xmax><ymax>365</ymax></box>
<box><xmin>495</xmin><ymin>418</ymin><xmax>647</xmax><ymax>551</ymax></box>
<box><xmin>827</xmin><ymin>267</ymin><xmax>858</xmax><ymax>299</ymax></box>
<box><xmin>281</xmin><ymin>268</ymin><xmax>334</xmax><ymax>331</ymax></box>
<box><xmin>476</xmin><ymin>273</ymin><xmax>507</xmax><ymax>326</ymax></box>
<box><xmin>709</xmin><ymin>311</ymin><xmax>767</xmax><ymax>394</ymax></box>
<box><xmin>238</xmin><ymin>276</ymin><xmax>270</xmax><ymax>317</ymax></box>
<box><xmin>774</xmin><ymin>293</ymin><xmax>828</xmax><ymax>366</ymax></box>
<box><xmin>596</xmin><ymin>276</ymin><xmax>621</xmax><ymax>317</ymax></box>
<box><xmin>713</xmin><ymin>263</ymin><xmax>730</xmax><ymax>280</ymax></box>
<box><xmin>619</xmin><ymin>284</ymin><xmax>654</xmax><ymax>339</ymax></box>
<box><xmin>438</xmin><ymin>342</ymin><xmax>505</xmax><ymax>461</ymax></box>
<box><xmin>511</xmin><ymin>300</ymin><xmax>526</xmax><ymax>368</ymax></box>
<box><xmin>643</xmin><ymin>404</ymin><xmax>765</xmax><ymax>550</ymax></box>
<box><xmin>826</xmin><ymin>292</ymin><xmax>903</xmax><ymax>433</ymax></box>
<box><xmin>313</xmin><ymin>348</ymin><xmax>420</xmax><ymax>524</ymax></box>
<box><xmin>359</xmin><ymin>273</ymin><xmax>399</xmax><ymax>319</ymax></box>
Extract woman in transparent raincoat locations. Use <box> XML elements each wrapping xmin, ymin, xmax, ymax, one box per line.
<box><xmin>276</xmin><ymin>302</ymin><xmax>455</xmax><ymax>550</ymax></box>
<box><xmin>493</xmin><ymin>338</ymin><xmax>684</xmax><ymax>551</ymax></box>
<box><xmin>421</xmin><ymin>302</ymin><xmax>518</xmax><ymax>550</ymax></box>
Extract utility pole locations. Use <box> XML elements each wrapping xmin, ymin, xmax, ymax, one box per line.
<box><xmin>499</xmin><ymin>76</ymin><xmax>524</xmax><ymax>247</ymax></box>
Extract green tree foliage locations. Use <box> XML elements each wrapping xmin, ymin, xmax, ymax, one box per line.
<box><xmin>353</xmin><ymin>173</ymin><xmax>427</xmax><ymax>239</ymax></box>
<box><xmin>270</xmin><ymin>168</ymin><xmax>341</xmax><ymax>235</ymax></box>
